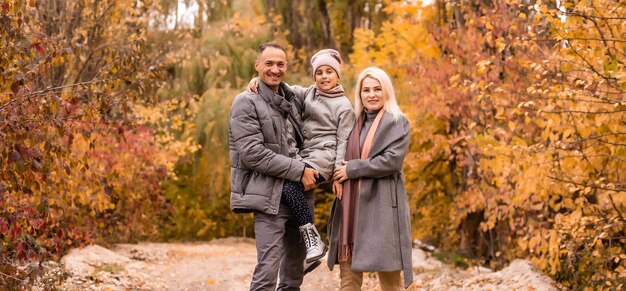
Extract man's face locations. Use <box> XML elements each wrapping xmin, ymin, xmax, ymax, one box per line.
<box><xmin>255</xmin><ymin>47</ymin><xmax>287</xmax><ymax>92</ymax></box>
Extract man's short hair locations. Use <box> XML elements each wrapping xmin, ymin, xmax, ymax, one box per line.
<box><xmin>258</xmin><ymin>42</ymin><xmax>286</xmax><ymax>56</ymax></box>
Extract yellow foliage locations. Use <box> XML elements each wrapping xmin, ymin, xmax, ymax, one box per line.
<box><xmin>350</xmin><ymin>0</ymin><xmax>625</xmax><ymax>288</ymax></box>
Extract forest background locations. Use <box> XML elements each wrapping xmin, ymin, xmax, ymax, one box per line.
<box><xmin>1</xmin><ymin>0</ymin><xmax>624</xmax><ymax>289</ymax></box>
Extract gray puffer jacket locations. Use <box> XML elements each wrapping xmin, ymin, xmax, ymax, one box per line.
<box><xmin>229</xmin><ymin>81</ymin><xmax>306</xmax><ymax>215</ymax></box>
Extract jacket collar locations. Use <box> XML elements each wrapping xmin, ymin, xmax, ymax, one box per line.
<box><xmin>257</xmin><ymin>81</ymin><xmax>303</xmax><ymax>147</ymax></box>
<box><xmin>258</xmin><ymin>81</ymin><xmax>296</xmax><ymax>116</ymax></box>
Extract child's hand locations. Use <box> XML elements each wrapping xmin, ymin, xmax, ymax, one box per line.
<box><xmin>248</xmin><ymin>77</ymin><xmax>260</xmax><ymax>93</ymax></box>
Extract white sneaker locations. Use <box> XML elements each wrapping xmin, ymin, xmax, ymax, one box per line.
<box><xmin>299</xmin><ymin>223</ymin><xmax>327</xmax><ymax>263</ymax></box>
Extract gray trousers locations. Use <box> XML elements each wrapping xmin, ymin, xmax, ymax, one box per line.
<box><xmin>250</xmin><ymin>194</ymin><xmax>313</xmax><ymax>291</ymax></box>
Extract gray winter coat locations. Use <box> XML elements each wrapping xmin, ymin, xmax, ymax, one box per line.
<box><xmin>326</xmin><ymin>112</ymin><xmax>413</xmax><ymax>288</ymax></box>
<box><xmin>290</xmin><ymin>85</ymin><xmax>355</xmax><ymax>181</ymax></box>
<box><xmin>229</xmin><ymin>81</ymin><xmax>306</xmax><ymax>215</ymax></box>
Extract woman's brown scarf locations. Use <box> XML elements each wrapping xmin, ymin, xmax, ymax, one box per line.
<box><xmin>338</xmin><ymin>107</ymin><xmax>385</xmax><ymax>262</ymax></box>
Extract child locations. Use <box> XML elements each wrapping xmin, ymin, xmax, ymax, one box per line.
<box><xmin>249</xmin><ymin>49</ymin><xmax>355</xmax><ymax>267</ymax></box>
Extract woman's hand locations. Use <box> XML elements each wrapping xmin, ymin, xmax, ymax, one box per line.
<box><xmin>248</xmin><ymin>77</ymin><xmax>260</xmax><ymax>93</ymax></box>
<box><xmin>332</xmin><ymin>180</ymin><xmax>343</xmax><ymax>200</ymax></box>
<box><xmin>332</xmin><ymin>160</ymin><xmax>349</xmax><ymax>183</ymax></box>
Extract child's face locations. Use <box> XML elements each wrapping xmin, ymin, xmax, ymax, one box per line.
<box><xmin>314</xmin><ymin>65</ymin><xmax>339</xmax><ymax>91</ymax></box>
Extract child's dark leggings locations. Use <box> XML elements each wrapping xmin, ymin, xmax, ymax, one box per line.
<box><xmin>281</xmin><ymin>165</ymin><xmax>325</xmax><ymax>227</ymax></box>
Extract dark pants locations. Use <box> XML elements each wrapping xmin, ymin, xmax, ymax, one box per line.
<box><xmin>281</xmin><ymin>167</ymin><xmax>325</xmax><ymax>226</ymax></box>
<box><xmin>250</xmin><ymin>194</ymin><xmax>313</xmax><ymax>291</ymax></box>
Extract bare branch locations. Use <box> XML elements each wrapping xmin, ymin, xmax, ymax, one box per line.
<box><xmin>0</xmin><ymin>271</ymin><xmax>25</xmax><ymax>283</ymax></box>
<box><xmin>596</xmin><ymin>139</ymin><xmax>626</xmax><ymax>147</ymax></box>
<box><xmin>565</xmin><ymin>41</ymin><xmax>619</xmax><ymax>89</ymax></box>
<box><xmin>609</xmin><ymin>194</ymin><xmax>624</xmax><ymax>219</ymax></box>
<box><xmin>569</xmin><ymin>132</ymin><xmax>626</xmax><ymax>144</ymax></box>
<box><xmin>554</xmin><ymin>154</ymin><xmax>626</xmax><ymax>163</ymax></box>
<box><xmin>542</xmin><ymin>108</ymin><xmax>626</xmax><ymax>115</ymax></box>
<box><xmin>0</xmin><ymin>78</ymin><xmax>115</xmax><ymax>112</ymax></box>
<box><xmin>564</xmin><ymin>11</ymin><xmax>626</xmax><ymax>20</ymax></box>
<box><xmin>527</xmin><ymin>38</ymin><xmax>626</xmax><ymax>43</ymax></box>
<box><xmin>548</xmin><ymin>175</ymin><xmax>625</xmax><ymax>192</ymax></box>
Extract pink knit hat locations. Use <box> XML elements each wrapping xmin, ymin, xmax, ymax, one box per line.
<box><xmin>310</xmin><ymin>49</ymin><xmax>342</xmax><ymax>79</ymax></box>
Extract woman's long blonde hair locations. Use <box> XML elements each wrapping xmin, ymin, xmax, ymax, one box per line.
<box><xmin>353</xmin><ymin>67</ymin><xmax>403</xmax><ymax>120</ymax></box>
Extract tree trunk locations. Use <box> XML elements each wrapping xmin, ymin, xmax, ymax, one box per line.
<box><xmin>196</xmin><ymin>1</ymin><xmax>204</xmax><ymax>32</ymax></box>
<box><xmin>289</xmin><ymin>1</ymin><xmax>302</xmax><ymax>49</ymax></box>
<box><xmin>453</xmin><ymin>0</ymin><xmax>465</xmax><ymax>29</ymax></box>
<box><xmin>317</xmin><ymin>0</ymin><xmax>333</xmax><ymax>47</ymax></box>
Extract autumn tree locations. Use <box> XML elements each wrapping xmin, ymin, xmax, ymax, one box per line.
<box><xmin>261</xmin><ymin>0</ymin><xmax>392</xmax><ymax>70</ymax></box>
<box><xmin>151</xmin><ymin>0</ymin><xmax>281</xmax><ymax>240</ymax></box>
<box><xmin>349</xmin><ymin>0</ymin><xmax>625</xmax><ymax>288</ymax></box>
<box><xmin>0</xmin><ymin>0</ymin><xmax>196</xmax><ymax>287</ymax></box>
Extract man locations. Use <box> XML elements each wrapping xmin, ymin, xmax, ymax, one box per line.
<box><xmin>229</xmin><ymin>42</ymin><xmax>319</xmax><ymax>290</ymax></box>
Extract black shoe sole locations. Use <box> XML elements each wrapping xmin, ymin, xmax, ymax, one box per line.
<box><xmin>304</xmin><ymin>260</ymin><xmax>322</xmax><ymax>275</ymax></box>
<box><xmin>305</xmin><ymin>245</ymin><xmax>328</xmax><ymax>264</ymax></box>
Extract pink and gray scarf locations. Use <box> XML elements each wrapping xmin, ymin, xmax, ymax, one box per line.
<box><xmin>315</xmin><ymin>84</ymin><xmax>345</xmax><ymax>98</ymax></box>
<box><xmin>338</xmin><ymin>107</ymin><xmax>386</xmax><ymax>262</ymax></box>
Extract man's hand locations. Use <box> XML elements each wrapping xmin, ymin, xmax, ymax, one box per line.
<box><xmin>332</xmin><ymin>180</ymin><xmax>343</xmax><ymax>200</ymax></box>
<box><xmin>332</xmin><ymin>160</ymin><xmax>349</xmax><ymax>183</ymax></box>
<box><xmin>248</xmin><ymin>77</ymin><xmax>260</xmax><ymax>93</ymax></box>
<box><xmin>301</xmin><ymin>167</ymin><xmax>319</xmax><ymax>191</ymax></box>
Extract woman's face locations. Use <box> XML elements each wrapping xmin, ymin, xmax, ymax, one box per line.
<box><xmin>360</xmin><ymin>76</ymin><xmax>384</xmax><ymax>112</ymax></box>
<box><xmin>314</xmin><ymin>65</ymin><xmax>339</xmax><ymax>91</ymax></box>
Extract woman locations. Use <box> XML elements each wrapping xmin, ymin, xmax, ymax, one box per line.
<box><xmin>329</xmin><ymin>67</ymin><xmax>413</xmax><ymax>290</ymax></box>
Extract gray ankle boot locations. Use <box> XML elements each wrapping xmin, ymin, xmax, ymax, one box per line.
<box><xmin>299</xmin><ymin>223</ymin><xmax>327</xmax><ymax>263</ymax></box>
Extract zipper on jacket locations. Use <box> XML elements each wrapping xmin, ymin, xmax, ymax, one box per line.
<box><xmin>272</xmin><ymin>121</ymin><xmax>278</xmax><ymax>136</ymax></box>
<box><xmin>241</xmin><ymin>172</ymin><xmax>252</xmax><ymax>196</ymax></box>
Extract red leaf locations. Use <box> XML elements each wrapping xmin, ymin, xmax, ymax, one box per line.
<box><xmin>16</xmin><ymin>241</ymin><xmax>27</xmax><ymax>259</ymax></box>
<box><xmin>29</xmin><ymin>42</ymin><xmax>44</xmax><ymax>54</ymax></box>
<box><xmin>30</xmin><ymin>218</ymin><xmax>45</xmax><ymax>229</ymax></box>
<box><xmin>26</xmin><ymin>206</ymin><xmax>35</xmax><ymax>217</ymax></box>
<box><xmin>11</xmin><ymin>225</ymin><xmax>22</xmax><ymax>240</ymax></box>
<box><xmin>0</xmin><ymin>220</ymin><xmax>8</xmax><ymax>235</ymax></box>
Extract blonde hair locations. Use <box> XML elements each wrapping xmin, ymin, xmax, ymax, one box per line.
<box><xmin>354</xmin><ymin>67</ymin><xmax>403</xmax><ymax>120</ymax></box>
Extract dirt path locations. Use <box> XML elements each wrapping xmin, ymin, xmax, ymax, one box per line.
<box><xmin>52</xmin><ymin>237</ymin><xmax>560</xmax><ymax>290</ymax></box>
